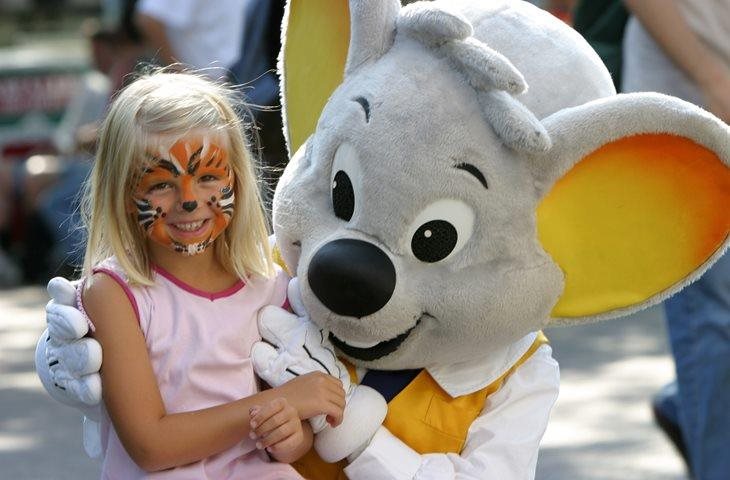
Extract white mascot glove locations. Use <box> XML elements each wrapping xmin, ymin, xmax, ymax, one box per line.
<box><xmin>251</xmin><ymin>278</ymin><xmax>387</xmax><ymax>463</ymax></box>
<box><xmin>34</xmin><ymin>277</ymin><xmax>104</xmax><ymax>457</ymax></box>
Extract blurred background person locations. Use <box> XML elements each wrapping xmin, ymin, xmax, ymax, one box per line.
<box><xmin>0</xmin><ymin>162</ymin><xmax>22</xmax><ymax>287</ymax></box>
<box><xmin>571</xmin><ymin>0</ymin><xmax>628</xmax><ymax>91</ymax></box>
<box><xmin>5</xmin><ymin>19</ymin><xmax>143</xmax><ymax>283</ymax></box>
<box><xmin>621</xmin><ymin>1</ymin><xmax>730</xmax><ymax>479</ymax></box>
<box><xmin>228</xmin><ymin>0</ymin><xmax>286</xmax><ymax>212</ymax></box>
<box><xmin>133</xmin><ymin>0</ymin><xmax>246</xmax><ymax>79</ymax></box>
<box><xmin>623</xmin><ymin>0</ymin><xmax>730</xmax><ymax>120</ymax></box>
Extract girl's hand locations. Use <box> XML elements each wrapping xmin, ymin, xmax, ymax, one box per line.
<box><xmin>249</xmin><ymin>398</ymin><xmax>310</xmax><ymax>462</ymax></box>
<box><xmin>276</xmin><ymin>372</ymin><xmax>346</xmax><ymax>426</ymax></box>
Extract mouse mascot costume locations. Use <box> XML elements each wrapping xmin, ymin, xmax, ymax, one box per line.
<box><xmin>35</xmin><ymin>1</ymin><xmax>730</xmax><ymax>478</ymax></box>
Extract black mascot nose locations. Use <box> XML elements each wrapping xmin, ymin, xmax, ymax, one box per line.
<box><xmin>308</xmin><ymin>239</ymin><xmax>396</xmax><ymax>318</ymax></box>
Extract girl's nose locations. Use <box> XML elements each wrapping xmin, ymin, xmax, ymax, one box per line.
<box><xmin>182</xmin><ymin>201</ymin><xmax>198</xmax><ymax>212</ymax></box>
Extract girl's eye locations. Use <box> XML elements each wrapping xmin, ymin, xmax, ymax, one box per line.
<box><xmin>149</xmin><ymin>182</ymin><xmax>172</xmax><ymax>192</ymax></box>
<box><xmin>199</xmin><ymin>174</ymin><xmax>219</xmax><ymax>182</ymax></box>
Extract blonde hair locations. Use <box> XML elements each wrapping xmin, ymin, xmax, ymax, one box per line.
<box><xmin>81</xmin><ymin>71</ymin><xmax>274</xmax><ymax>285</ymax></box>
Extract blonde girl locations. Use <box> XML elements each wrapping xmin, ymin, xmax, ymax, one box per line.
<box><xmin>79</xmin><ymin>71</ymin><xmax>344</xmax><ymax>479</ymax></box>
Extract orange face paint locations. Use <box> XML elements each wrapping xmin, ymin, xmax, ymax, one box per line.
<box><xmin>133</xmin><ymin>134</ymin><xmax>235</xmax><ymax>255</ymax></box>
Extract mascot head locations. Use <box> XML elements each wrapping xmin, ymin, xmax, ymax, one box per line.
<box><xmin>273</xmin><ymin>0</ymin><xmax>730</xmax><ymax>371</ymax></box>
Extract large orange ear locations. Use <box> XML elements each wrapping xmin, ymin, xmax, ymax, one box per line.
<box><xmin>280</xmin><ymin>0</ymin><xmax>350</xmax><ymax>154</ymax></box>
<box><xmin>535</xmin><ymin>93</ymin><xmax>730</xmax><ymax>322</ymax></box>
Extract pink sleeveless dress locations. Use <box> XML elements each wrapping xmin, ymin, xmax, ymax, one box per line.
<box><xmin>84</xmin><ymin>257</ymin><xmax>301</xmax><ymax>479</ymax></box>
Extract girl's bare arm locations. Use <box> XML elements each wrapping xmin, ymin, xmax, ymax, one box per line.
<box><xmin>84</xmin><ymin>273</ymin><xmax>343</xmax><ymax>472</ymax></box>
<box><xmin>623</xmin><ymin>0</ymin><xmax>730</xmax><ymax>122</ymax></box>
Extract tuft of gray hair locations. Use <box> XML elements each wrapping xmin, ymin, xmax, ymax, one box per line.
<box><xmin>397</xmin><ymin>2</ymin><xmax>552</xmax><ymax>154</ymax></box>
<box><xmin>397</xmin><ymin>3</ymin><xmax>473</xmax><ymax>47</ymax></box>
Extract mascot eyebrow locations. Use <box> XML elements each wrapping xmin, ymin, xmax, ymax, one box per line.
<box><xmin>455</xmin><ymin>162</ymin><xmax>488</xmax><ymax>189</ymax></box>
<box><xmin>352</xmin><ymin>96</ymin><xmax>371</xmax><ymax>122</ymax></box>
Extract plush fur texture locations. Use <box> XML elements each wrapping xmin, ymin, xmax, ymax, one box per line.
<box><xmin>274</xmin><ymin>0</ymin><xmax>730</xmax><ymax>373</ymax></box>
<box><xmin>345</xmin><ymin>0</ymin><xmax>400</xmax><ymax>75</ymax></box>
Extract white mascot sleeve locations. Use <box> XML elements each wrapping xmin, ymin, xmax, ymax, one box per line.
<box><xmin>35</xmin><ymin>277</ymin><xmax>103</xmax><ymax>458</ymax></box>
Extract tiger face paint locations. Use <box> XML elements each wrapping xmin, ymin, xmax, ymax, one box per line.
<box><xmin>133</xmin><ymin>134</ymin><xmax>235</xmax><ymax>256</ymax></box>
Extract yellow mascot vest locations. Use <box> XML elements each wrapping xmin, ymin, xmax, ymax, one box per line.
<box><xmin>291</xmin><ymin>333</ymin><xmax>548</xmax><ymax>479</ymax></box>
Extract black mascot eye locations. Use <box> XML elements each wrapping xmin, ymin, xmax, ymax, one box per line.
<box><xmin>411</xmin><ymin>220</ymin><xmax>458</xmax><ymax>263</ymax></box>
<box><xmin>332</xmin><ymin>170</ymin><xmax>355</xmax><ymax>221</ymax></box>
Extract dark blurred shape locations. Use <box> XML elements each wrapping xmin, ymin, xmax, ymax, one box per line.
<box><xmin>572</xmin><ymin>0</ymin><xmax>628</xmax><ymax>91</ymax></box>
<box><xmin>228</xmin><ymin>0</ymin><xmax>287</xmax><ymax>212</ymax></box>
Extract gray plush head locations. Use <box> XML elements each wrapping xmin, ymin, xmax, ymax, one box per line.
<box><xmin>273</xmin><ymin>0</ymin><xmax>730</xmax><ymax>370</ymax></box>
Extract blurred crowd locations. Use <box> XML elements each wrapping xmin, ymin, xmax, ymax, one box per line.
<box><xmin>0</xmin><ymin>0</ymin><xmax>286</xmax><ymax>287</ymax></box>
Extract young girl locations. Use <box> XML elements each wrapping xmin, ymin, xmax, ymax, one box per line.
<box><xmin>79</xmin><ymin>71</ymin><xmax>345</xmax><ymax>478</ymax></box>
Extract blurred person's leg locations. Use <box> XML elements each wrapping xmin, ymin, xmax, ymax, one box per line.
<box><xmin>651</xmin><ymin>381</ymin><xmax>690</xmax><ymax>466</ymax></box>
<box><xmin>664</xmin><ymin>254</ymin><xmax>730</xmax><ymax>479</ymax></box>
<box><xmin>623</xmin><ymin>16</ymin><xmax>730</xmax><ymax>479</ymax></box>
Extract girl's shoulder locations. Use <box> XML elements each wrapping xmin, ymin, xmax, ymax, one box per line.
<box><xmin>247</xmin><ymin>263</ymin><xmax>290</xmax><ymax>285</ymax></box>
<box><xmin>245</xmin><ymin>264</ymin><xmax>290</xmax><ymax>309</ymax></box>
<box><xmin>92</xmin><ymin>256</ymin><xmax>132</xmax><ymax>287</ymax></box>
<box><xmin>81</xmin><ymin>256</ymin><xmax>144</xmax><ymax>331</ymax></box>
<box><xmin>81</xmin><ymin>270</ymin><xmax>139</xmax><ymax>333</ymax></box>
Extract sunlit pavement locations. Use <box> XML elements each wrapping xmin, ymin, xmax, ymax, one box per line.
<box><xmin>0</xmin><ymin>287</ymin><xmax>99</xmax><ymax>479</ymax></box>
<box><xmin>1</xmin><ymin>287</ymin><xmax>687</xmax><ymax>479</ymax></box>
<box><xmin>540</xmin><ymin>307</ymin><xmax>687</xmax><ymax>480</ymax></box>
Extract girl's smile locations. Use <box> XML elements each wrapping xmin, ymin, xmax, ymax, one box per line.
<box><xmin>168</xmin><ymin>218</ymin><xmax>211</xmax><ymax>240</ymax></box>
<box><xmin>170</xmin><ymin>218</ymin><xmax>208</xmax><ymax>233</ymax></box>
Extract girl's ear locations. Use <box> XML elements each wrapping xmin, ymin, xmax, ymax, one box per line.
<box><xmin>534</xmin><ymin>93</ymin><xmax>730</xmax><ymax>324</ymax></box>
<box><xmin>280</xmin><ymin>0</ymin><xmax>400</xmax><ymax>154</ymax></box>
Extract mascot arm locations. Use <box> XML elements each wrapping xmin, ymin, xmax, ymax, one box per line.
<box><xmin>252</xmin><ymin>278</ymin><xmax>388</xmax><ymax>463</ymax></box>
<box><xmin>344</xmin><ymin>345</ymin><xmax>559</xmax><ymax>480</ymax></box>
<box><xmin>36</xmin><ymin>277</ymin><xmax>103</xmax><ymax>411</ymax></box>
<box><xmin>35</xmin><ymin>277</ymin><xmax>104</xmax><ymax>458</ymax></box>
